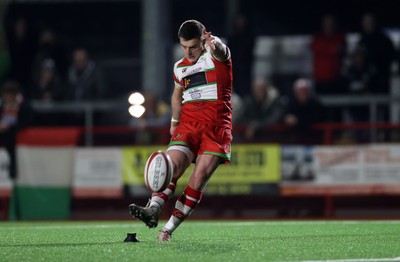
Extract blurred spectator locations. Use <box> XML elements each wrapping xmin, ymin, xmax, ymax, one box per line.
<box><xmin>341</xmin><ymin>48</ymin><xmax>376</xmax><ymax>142</ymax></box>
<box><xmin>282</xmin><ymin>78</ymin><xmax>325</xmax><ymax>135</ymax></box>
<box><xmin>357</xmin><ymin>13</ymin><xmax>395</xmax><ymax>94</ymax></box>
<box><xmin>0</xmin><ymin>80</ymin><xmax>32</xmax><ymax>179</ymax></box>
<box><xmin>345</xmin><ymin>47</ymin><xmax>376</xmax><ymax>95</ymax></box>
<box><xmin>66</xmin><ymin>47</ymin><xmax>106</xmax><ymax>101</ymax></box>
<box><xmin>31</xmin><ymin>59</ymin><xmax>64</xmax><ymax>126</ymax></box>
<box><xmin>32</xmin><ymin>58</ymin><xmax>63</xmax><ymax>101</ymax></box>
<box><xmin>231</xmin><ymin>91</ymin><xmax>244</xmax><ymax>124</ymax></box>
<box><xmin>6</xmin><ymin>17</ymin><xmax>35</xmax><ymax>95</ymax></box>
<box><xmin>129</xmin><ymin>91</ymin><xmax>171</xmax><ymax>144</ymax></box>
<box><xmin>227</xmin><ymin>13</ymin><xmax>255</xmax><ymax>98</ymax></box>
<box><xmin>236</xmin><ymin>77</ymin><xmax>284</xmax><ymax>141</ymax></box>
<box><xmin>32</xmin><ymin>28</ymin><xmax>68</xmax><ymax>82</ymax></box>
<box><xmin>0</xmin><ymin>14</ymin><xmax>10</xmax><ymax>84</ymax></box>
<box><xmin>310</xmin><ymin>14</ymin><xmax>347</xmax><ymax>95</ymax></box>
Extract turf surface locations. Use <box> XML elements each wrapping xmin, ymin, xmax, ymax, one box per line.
<box><xmin>1</xmin><ymin>220</ymin><xmax>400</xmax><ymax>262</ymax></box>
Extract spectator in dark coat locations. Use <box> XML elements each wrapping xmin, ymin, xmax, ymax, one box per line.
<box><xmin>357</xmin><ymin>13</ymin><xmax>395</xmax><ymax>94</ymax></box>
<box><xmin>227</xmin><ymin>13</ymin><xmax>255</xmax><ymax>98</ymax></box>
<box><xmin>6</xmin><ymin>17</ymin><xmax>36</xmax><ymax>96</ymax></box>
<box><xmin>236</xmin><ymin>77</ymin><xmax>284</xmax><ymax>141</ymax></box>
<box><xmin>282</xmin><ymin>78</ymin><xmax>325</xmax><ymax>134</ymax></box>
<box><xmin>66</xmin><ymin>48</ymin><xmax>106</xmax><ymax>101</ymax></box>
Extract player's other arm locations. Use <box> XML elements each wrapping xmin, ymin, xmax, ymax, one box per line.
<box><xmin>203</xmin><ymin>29</ymin><xmax>230</xmax><ymax>62</ymax></box>
<box><xmin>170</xmin><ymin>86</ymin><xmax>183</xmax><ymax>135</ymax></box>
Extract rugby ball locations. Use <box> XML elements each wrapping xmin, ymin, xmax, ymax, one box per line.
<box><xmin>144</xmin><ymin>151</ymin><xmax>173</xmax><ymax>193</ymax></box>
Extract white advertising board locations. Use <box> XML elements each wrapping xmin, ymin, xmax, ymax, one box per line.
<box><xmin>73</xmin><ymin>148</ymin><xmax>122</xmax><ymax>198</ymax></box>
<box><xmin>281</xmin><ymin>144</ymin><xmax>400</xmax><ymax>195</ymax></box>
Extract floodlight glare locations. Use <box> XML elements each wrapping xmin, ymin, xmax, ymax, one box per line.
<box><xmin>128</xmin><ymin>92</ymin><xmax>145</xmax><ymax>105</ymax></box>
<box><xmin>128</xmin><ymin>105</ymin><xmax>146</xmax><ymax>118</ymax></box>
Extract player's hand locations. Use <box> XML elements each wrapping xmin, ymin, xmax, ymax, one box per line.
<box><xmin>202</xmin><ymin>28</ymin><xmax>215</xmax><ymax>50</ymax></box>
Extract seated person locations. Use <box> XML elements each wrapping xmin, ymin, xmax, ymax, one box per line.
<box><xmin>236</xmin><ymin>77</ymin><xmax>284</xmax><ymax>141</ymax></box>
<box><xmin>282</xmin><ymin>78</ymin><xmax>325</xmax><ymax>135</ymax></box>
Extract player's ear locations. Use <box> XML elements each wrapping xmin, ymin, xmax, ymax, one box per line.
<box><xmin>201</xmin><ymin>37</ymin><xmax>206</xmax><ymax>48</ymax></box>
<box><xmin>200</xmin><ymin>28</ymin><xmax>206</xmax><ymax>45</ymax></box>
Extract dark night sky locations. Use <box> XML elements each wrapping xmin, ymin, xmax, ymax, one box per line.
<box><xmin>173</xmin><ymin>0</ymin><xmax>400</xmax><ymax>36</ymax></box>
<box><xmin>5</xmin><ymin>0</ymin><xmax>400</xmax><ymax>55</ymax></box>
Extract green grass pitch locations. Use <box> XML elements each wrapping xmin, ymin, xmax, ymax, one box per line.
<box><xmin>1</xmin><ymin>220</ymin><xmax>400</xmax><ymax>262</ymax></box>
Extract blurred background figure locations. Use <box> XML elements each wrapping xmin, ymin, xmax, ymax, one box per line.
<box><xmin>357</xmin><ymin>13</ymin><xmax>395</xmax><ymax>94</ymax></box>
<box><xmin>282</xmin><ymin>78</ymin><xmax>325</xmax><ymax>137</ymax></box>
<box><xmin>32</xmin><ymin>28</ymin><xmax>68</xmax><ymax>83</ymax></box>
<box><xmin>310</xmin><ymin>14</ymin><xmax>347</xmax><ymax>95</ymax></box>
<box><xmin>0</xmin><ymin>80</ymin><xmax>32</xmax><ymax>179</ymax></box>
<box><xmin>32</xmin><ymin>58</ymin><xmax>63</xmax><ymax>102</ymax></box>
<box><xmin>6</xmin><ymin>17</ymin><xmax>35</xmax><ymax>96</ymax></box>
<box><xmin>66</xmin><ymin>47</ymin><xmax>106</xmax><ymax>101</ymax></box>
<box><xmin>227</xmin><ymin>13</ymin><xmax>255</xmax><ymax>98</ymax></box>
<box><xmin>129</xmin><ymin>91</ymin><xmax>171</xmax><ymax>144</ymax></box>
<box><xmin>0</xmin><ymin>8</ymin><xmax>10</xmax><ymax>85</ymax></box>
<box><xmin>231</xmin><ymin>91</ymin><xmax>244</xmax><ymax>124</ymax></box>
<box><xmin>345</xmin><ymin>47</ymin><xmax>376</xmax><ymax>95</ymax></box>
<box><xmin>236</xmin><ymin>77</ymin><xmax>283</xmax><ymax>141</ymax></box>
<box><xmin>31</xmin><ymin>58</ymin><xmax>64</xmax><ymax>126</ymax></box>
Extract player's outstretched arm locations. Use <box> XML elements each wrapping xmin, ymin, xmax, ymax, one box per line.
<box><xmin>203</xmin><ymin>29</ymin><xmax>229</xmax><ymax>62</ymax></box>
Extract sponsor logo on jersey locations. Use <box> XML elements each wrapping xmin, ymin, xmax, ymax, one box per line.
<box><xmin>182</xmin><ymin>72</ymin><xmax>207</xmax><ymax>90</ymax></box>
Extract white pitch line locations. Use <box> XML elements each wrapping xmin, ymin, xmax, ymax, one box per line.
<box><xmin>280</xmin><ymin>258</ymin><xmax>400</xmax><ymax>262</ymax></box>
<box><xmin>191</xmin><ymin>220</ymin><xmax>400</xmax><ymax>227</ymax></box>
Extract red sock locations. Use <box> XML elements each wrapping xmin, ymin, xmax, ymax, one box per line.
<box><xmin>150</xmin><ymin>177</ymin><xmax>177</xmax><ymax>210</ymax></box>
<box><xmin>164</xmin><ymin>185</ymin><xmax>202</xmax><ymax>233</ymax></box>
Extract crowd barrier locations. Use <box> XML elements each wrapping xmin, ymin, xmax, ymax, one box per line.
<box><xmin>30</xmin><ymin>95</ymin><xmax>400</xmax><ymax>145</ymax></box>
<box><xmin>1</xmin><ymin>123</ymin><xmax>400</xmax><ymax>220</ymax></box>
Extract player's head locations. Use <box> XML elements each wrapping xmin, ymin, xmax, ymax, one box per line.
<box><xmin>178</xmin><ymin>20</ymin><xmax>205</xmax><ymax>63</ymax></box>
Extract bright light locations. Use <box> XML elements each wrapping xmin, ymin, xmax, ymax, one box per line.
<box><xmin>128</xmin><ymin>92</ymin><xmax>145</xmax><ymax>105</ymax></box>
<box><xmin>129</xmin><ymin>105</ymin><xmax>146</xmax><ymax>118</ymax></box>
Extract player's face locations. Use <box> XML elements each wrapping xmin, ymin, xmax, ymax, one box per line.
<box><xmin>179</xmin><ymin>37</ymin><xmax>205</xmax><ymax>63</ymax></box>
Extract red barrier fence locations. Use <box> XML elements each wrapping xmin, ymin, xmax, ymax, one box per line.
<box><xmin>10</xmin><ymin>121</ymin><xmax>399</xmax><ymax>147</ymax></box>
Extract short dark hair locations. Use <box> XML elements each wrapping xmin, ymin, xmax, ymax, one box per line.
<box><xmin>177</xmin><ymin>20</ymin><xmax>204</xmax><ymax>40</ymax></box>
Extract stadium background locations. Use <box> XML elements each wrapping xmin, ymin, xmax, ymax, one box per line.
<box><xmin>1</xmin><ymin>0</ymin><xmax>400</xmax><ymax>221</ymax></box>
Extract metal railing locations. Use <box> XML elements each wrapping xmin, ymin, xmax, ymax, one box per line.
<box><xmin>32</xmin><ymin>100</ymin><xmax>128</xmax><ymax>145</ymax></box>
<box><xmin>31</xmin><ymin>95</ymin><xmax>400</xmax><ymax>145</ymax></box>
